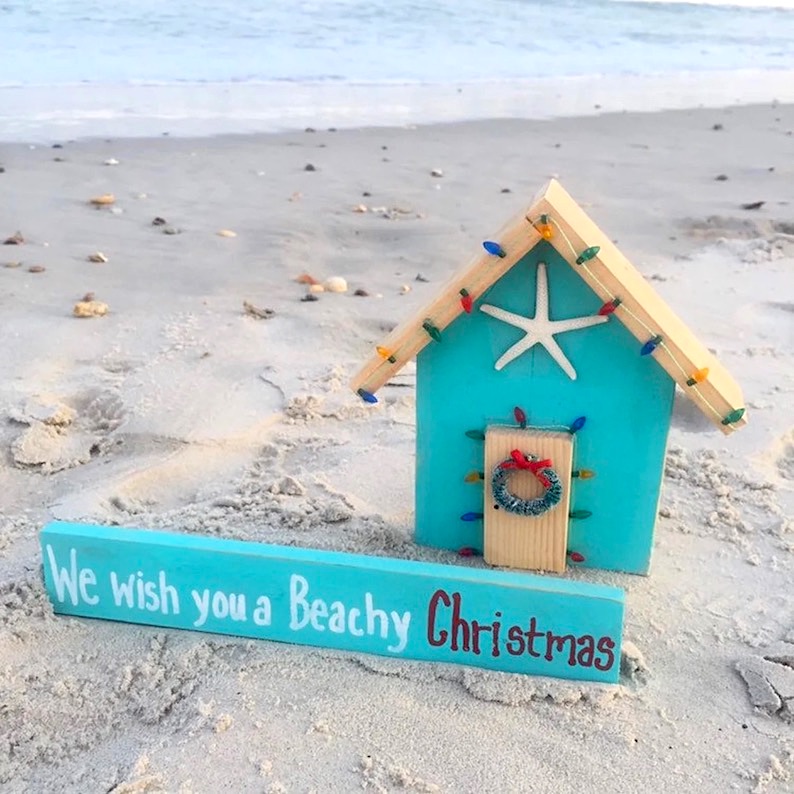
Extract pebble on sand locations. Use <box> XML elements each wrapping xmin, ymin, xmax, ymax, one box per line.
<box><xmin>430</xmin><ymin>168</ymin><xmax>444</xmax><ymax>177</ymax></box>
<box><xmin>309</xmin><ymin>284</ymin><xmax>325</xmax><ymax>294</ymax></box>
<box><xmin>353</xmin><ymin>204</ymin><xmax>369</xmax><ymax>213</ymax></box>
<box><xmin>27</xmin><ymin>265</ymin><xmax>46</xmax><ymax>273</ymax></box>
<box><xmin>324</xmin><ymin>276</ymin><xmax>348</xmax><ymax>293</ymax></box>
<box><xmin>103</xmin><ymin>158</ymin><xmax>120</xmax><ymax>166</ymax></box>
<box><xmin>89</xmin><ymin>194</ymin><xmax>115</xmax><ymax>206</ymax></box>
<box><xmin>741</xmin><ymin>201</ymin><xmax>765</xmax><ymax>211</ymax></box>
<box><xmin>304</xmin><ymin>163</ymin><xmax>317</xmax><ymax>172</ymax></box>
<box><xmin>3</xmin><ymin>261</ymin><xmax>22</xmax><ymax>268</ymax></box>
<box><xmin>152</xmin><ymin>217</ymin><xmax>167</xmax><ymax>226</ymax></box>
<box><xmin>217</xmin><ymin>229</ymin><xmax>237</xmax><ymax>238</ymax></box>
<box><xmin>88</xmin><ymin>252</ymin><xmax>109</xmax><ymax>263</ymax></box>
<box><xmin>296</xmin><ymin>273</ymin><xmax>319</xmax><ymax>286</ymax></box>
<box><xmin>242</xmin><ymin>301</ymin><xmax>275</xmax><ymax>320</ymax></box>
<box><xmin>73</xmin><ymin>300</ymin><xmax>109</xmax><ymax>318</ymax></box>
<box><xmin>3</xmin><ymin>231</ymin><xmax>24</xmax><ymax>245</ymax></box>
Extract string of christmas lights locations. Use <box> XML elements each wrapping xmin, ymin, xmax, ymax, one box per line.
<box><xmin>359</xmin><ymin>240</ymin><xmax>508</xmax><ymax>401</ymax></box>
<box><xmin>534</xmin><ymin>215</ymin><xmax>745</xmax><ymax>427</ymax></box>
<box><xmin>359</xmin><ymin>213</ymin><xmax>745</xmax><ymax>428</ymax></box>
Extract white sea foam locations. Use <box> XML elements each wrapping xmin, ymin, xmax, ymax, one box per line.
<box><xmin>1</xmin><ymin>70</ymin><xmax>793</xmax><ymax>142</ymax></box>
<box><xmin>612</xmin><ymin>0</ymin><xmax>794</xmax><ymax>8</ymax></box>
<box><xmin>0</xmin><ymin>0</ymin><xmax>792</xmax><ymax>139</ymax></box>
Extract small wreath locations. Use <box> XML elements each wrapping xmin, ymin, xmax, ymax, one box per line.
<box><xmin>491</xmin><ymin>449</ymin><xmax>563</xmax><ymax>517</ymax></box>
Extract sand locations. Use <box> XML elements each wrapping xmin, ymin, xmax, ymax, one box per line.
<box><xmin>1</xmin><ymin>103</ymin><xmax>793</xmax><ymax>793</ymax></box>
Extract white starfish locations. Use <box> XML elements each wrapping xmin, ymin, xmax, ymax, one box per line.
<box><xmin>480</xmin><ymin>262</ymin><xmax>607</xmax><ymax>379</ymax></box>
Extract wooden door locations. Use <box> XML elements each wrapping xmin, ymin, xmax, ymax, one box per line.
<box><xmin>483</xmin><ymin>426</ymin><xmax>573</xmax><ymax>573</ymax></box>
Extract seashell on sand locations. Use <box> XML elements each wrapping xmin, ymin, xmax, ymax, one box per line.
<box><xmin>217</xmin><ymin>229</ymin><xmax>237</xmax><ymax>238</ymax></box>
<box><xmin>324</xmin><ymin>276</ymin><xmax>348</xmax><ymax>293</ymax></box>
<box><xmin>88</xmin><ymin>252</ymin><xmax>109</xmax><ymax>263</ymax></box>
<box><xmin>89</xmin><ymin>194</ymin><xmax>115</xmax><ymax>206</ymax></box>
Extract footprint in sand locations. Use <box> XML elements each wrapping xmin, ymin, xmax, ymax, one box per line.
<box><xmin>774</xmin><ymin>429</ymin><xmax>794</xmax><ymax>481</ymax></box>
<box><xmin>740</xmin><ymin>300</ymin><xmax>794</xmax><ymax>342</ymax></box>
<box><xmin>9</xmin><ymin>390</ymin><xmax>125</xmax><ymax>473</ymax></box>
<box><xmin>683</xmin><ymin>216</ymin><xmax>794</xmax><ymax>241</ymax></box>
<box><xmin>683</xmin><ymin>215</ymin><xmax>772</xmax><ymax>240</ymax></box>
<box><xmin>736</xmin><ymin>634</ymin><xmax>794</xmax><ymax>722</ymax></box>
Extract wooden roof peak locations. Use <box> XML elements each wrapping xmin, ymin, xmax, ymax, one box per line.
<box><xmin>350</xmin><ymin>179</ymin><xmax>747</xmax><ymax>435</ymax></box>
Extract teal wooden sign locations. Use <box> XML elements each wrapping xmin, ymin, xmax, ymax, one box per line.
<box><xmin>40</xmin><ymin>522</ymin><xmax>625</xmax><ymax>683</ymax></box>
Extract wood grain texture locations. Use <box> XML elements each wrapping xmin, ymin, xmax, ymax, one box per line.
<box><xmin>484</xmin><ymin>426</ymin><xmax>573</xmax><ymax>573</ymax></box>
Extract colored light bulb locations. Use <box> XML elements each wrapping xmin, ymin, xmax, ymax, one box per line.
<box><xmin>483</xmin><ymin>240</ymin><xmax>507</xmax><ymax>258</ymax></box>
<box><xmin>465</xmin><ymin>429</ymin><xmax>485</xmax><ymax>440</ymax></box>
<box><xmin>568</xmin><ymin>551</ymin><xmax>586</xmax><ymax>563</ymax></box>
<box><xmin>569</xmin><ymin>416</ymin><xmax>587</xmax><ymax>433</ymax></box>
<box><xmin>459</xmin><ymin>288</ymin><xmax>473</xmax><ymax>314</ymax></box>
<box><xmin>514</xmin><ymin>406</ymin><xmax>527</xmax><ymax>428</ymax></box>
<box><xmin>572</xmin><ymin>469</ymin><xmax>596</xmax><ymax>479</ymax></box>
<box><xmin>422</xmin><ymin>319</ymin><xmax>442</xmax><ymax>342</ymax></box>
<box><xmin>536</xmin><ymin>218</ymin><xmax>554</xmax><ymax>240</ymax></box>
<box><xmin>575</xmin><ymin>245</ymin><xmax>600</xmax><ymax>265</ymax></box>
<box><xmin>598</xmin><ymin>298</ymin><xmax>622</xmax><ymax>316</ymax></box>
<box><xmin>569</xmin><ymin>510</ymin><xmax>593</xmax><ymax>520</ymax></box>
<box><xmin>464</xmin><ymin>471</ymin><xmax>484</xmax><ymax>483</ymax></box>
<box><xmin>461</xmin><ymin>512</ymin><xmax>484</xmax><ymax>522</ymax></box>
<box><xmin>686</xmin><ymin>367</ymin><xmax>709</xmax><ymax>386</ymax></box>
<box><xmin>640</xmin><ymin>335</ymin><xmax>663</xmax><ymax>356</ymax></box>
<box><xmin>537</xmin><ymin>213</ymin><xmax>554</xmax><ymax>240</ymax></box>
<box><xmin>357</xmin><ymin>388</ymin><xmax>378</xmax><ymax>404</ymax></box>
<box><xmin>376</xmin><ymin>345</ymin><xmax>397</xmax><ymax>363</ymax></box>
<box><xmin>722</xmin><ymin>407</ymin><xmax>746</xmax><ymax>425</ymax></box>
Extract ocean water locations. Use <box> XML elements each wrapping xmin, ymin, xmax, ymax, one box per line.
<box><xmin>1</xmin><ymin>0</ymin><xmax>793</xmax><ymax>139</ymax></box>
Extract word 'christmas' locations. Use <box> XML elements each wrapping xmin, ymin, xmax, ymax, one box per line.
<box><xmin>427</xmin><ymin>589</ymin><xmax>616</xmax><ymax>670</ymax></box>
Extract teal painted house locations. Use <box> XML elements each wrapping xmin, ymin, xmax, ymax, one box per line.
<box><xmin>352</xmin><ymin>180</ymin><xmax>746</xmax><ymax>577</ymax></box>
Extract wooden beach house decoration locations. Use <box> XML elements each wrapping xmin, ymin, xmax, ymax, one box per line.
<box><xmin>36</xmin><ymin>179</ymin><xmax>745</xmax><ymax>686</ymax></box>
<box><xmin>351</xmin><ymin>179</ymin><xmax>747</xmax><ymax>575</ymax></box>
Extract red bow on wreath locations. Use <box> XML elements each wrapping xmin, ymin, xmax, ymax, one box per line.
<box><xmin>499</xmin><ymin>449</ymin><xmax>553</xmax><ymax>488</ymax></box>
